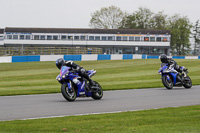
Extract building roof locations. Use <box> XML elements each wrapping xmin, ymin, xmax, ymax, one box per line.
<box><xmin>0</xmin><ymin>29</ymin><xmax>4</xmax><ymax>34</ymax></box>
<box><xmin>5</xmin><ymin>27</ymin><xmax>170</xmax><ymax>35</ymax></box>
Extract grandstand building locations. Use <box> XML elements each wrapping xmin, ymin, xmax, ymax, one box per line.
<box><xmin>0</xmin><ymin>27</ymin><xmax>171</xmax><ymax>55</ymax></box>
<box><xmin>0</xmin><ymin>29</ymin><xmax>4</xmax><ymax>46</ymax></box>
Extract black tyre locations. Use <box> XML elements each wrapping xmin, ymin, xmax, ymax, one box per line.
<box><xmin>183</xmin><ymin>75</ymin><xmax>192</xmax><ymax>89</ymax></box>
<box><xmin>61</xmin><ymin>82</ymin><xmax>76</xmax><ymax>101</ymax></box>
<box><xmin>91</xmin><ymin>81</ymin><xmax>103</xmax><ymax>100</ymax></box>
<box><xmin>162</xmin><ymin>75</ymin><xmax>173</xmax><ymax>89</ymax></box>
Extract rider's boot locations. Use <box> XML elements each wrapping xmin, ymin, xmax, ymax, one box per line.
<box><xmin>180</xmin><ymin>67</ymin><xmax>187</xmax><ymax>78</ymax></box>
<box><xmin>83</xmin><ymin>74</ymin><xmax>95</xmax><ymax>87</ymax></box>
<box><xmin>182</xmin><ymin>68</ymin><xmax>187</xmax><ymax>78</ymax></box>
<box><xmin>182</xmin><ymin>71</ymin><xmax>187</xmax><ymax>78</ymax></box>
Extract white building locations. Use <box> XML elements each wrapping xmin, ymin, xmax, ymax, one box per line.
<box><xmin>0</xmin><ymin>29</ymin><xmax>4</xmax><ymax>46</ymax></box>
<box><xmin>1</xmin><ymin>27</ymin><xmax>171</xmax><ymax>55</ymax></box>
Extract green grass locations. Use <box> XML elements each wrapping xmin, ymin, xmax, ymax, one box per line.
<box><xmin>0</xmin><ymin>105</ymin><xmax>200</xmax><ymax>133</ymax></box>
<box><xmin>0</xmin><ymin>59</ymin><xmax>200</xmax><ymax>96</ymax></box>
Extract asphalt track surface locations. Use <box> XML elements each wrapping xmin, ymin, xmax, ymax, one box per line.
<box><xmin>0</xmin><ymin>85</ymin><xmax>200</xmax><ymax>121</ymax></box>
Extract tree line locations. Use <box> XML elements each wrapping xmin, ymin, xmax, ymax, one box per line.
<box><xmin>89</xmin><ymin>6</ymin><xmax>200</xmax><ymax>55</ymax></box>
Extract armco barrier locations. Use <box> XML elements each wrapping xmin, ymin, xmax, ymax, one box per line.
<box><xmin>185</xmin><ymin>56</ymin><xmax>198</xmax><ymax>59</ymax></box>
<box><xmin>40</xmin><ymin>55</ymin><xmax>63</xmax><ymax>61</ymax></box>
<box><xmin>97</xmin><ymin>54</ymin><xmax>111</xmax><ymax>60</ymax></box>
<box><xmin>142</xmin><ymin>54</ymin><xmax>147</xmax><ymax>59</ymax></box>
<box><xmin>0</xmin><ymin>54</ymin><xmax>200</xmax><ymax>63</ymax></box>
<box><xmin>111</xmin><ymin>54</ymin><xmax>123</xmax><ymax>60</ymax></box>
<box><xmin>147</xmin><ymin>55</ymin><xmax>159</xmax><ymax>59</ymax></box>
<box><xmin>82</xmin><ymin>54</ymin><xmax>98</xmax><ymax>61</ymax></box>
<box><xmin>12</xmin><ymin>56</ymin><xmax>40</xmax><ymax>62</ymax></box>
<box><xmin>0</xmin><ymin>56</ymin><xmax>12</xmax><ymax>63</ymax></box>
<box><xmin>64</xmin><ymin>55</ymin><xmax>82</xmax><ymax>61</ymax></box>
<box><xmin>123</xmin><ymin>54</ymin><xmax>133</xmax><ymax>60</ymax></box>
<box><xmin>133</xmin><ymin>54</ymin><xmax>142</xmax><ymax>59</ymax></box>
<box><xmin>172</xmin><ymin>56</ymin><xmax>185</xmax><ymax>59</ymax></box>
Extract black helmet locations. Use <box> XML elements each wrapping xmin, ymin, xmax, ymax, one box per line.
<box><xmin>160</xmin><ymin>54</ymin><xmax>168</xmax><ymax>63</ymax></box>
<box><xmin>56</xmin><ymin>58</ymin><xmax>65</xmax><ymax>69</ymax></box>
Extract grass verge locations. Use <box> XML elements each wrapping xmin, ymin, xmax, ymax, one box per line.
<box><xmin>0</xmin><ymin>105</ymin><xmax>200</xmax><ymax>133</ymax></box>
<box><xmin>0</xmin><ymin>59</ymin><xmax>200</xmax><ymax>96</ymax></box>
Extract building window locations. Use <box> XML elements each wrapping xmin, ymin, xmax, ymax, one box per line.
<box><xmin>108</xmin><ymin>36</ymin><xmax>114</xmax><ymax>41</ymax></box>
<box><xmin>74</xmin><ymin>36</ymin><xmax>79</xmax><ymax>40</ymax></box>
<box><xmin>135</xmin><ymin>37</ymin><xmax>140</xmax><ymax>41</ymax></box>
<box><xmin>80</xmin><ymin>36</ymin><xmax>86</xmax><ymax>40</ymax></box>
<box><xmin>163</xmin><ymin>37</ymin><xmax>168</xmax><ymax>41</ymax></box>
<box><xmin>13</xmin><ymin>35</ymin><xmax>18</xmax><ymax>40</ymax></box>
<box><xmin>68</xmin><ymin>36</ymin><xmax>73</xmax><ymax>40</ymax></box>
<box><xmin>89</xmin><ymin>36</ymin><xmax>94</xmax><ymax>40</ymax></box>
<box><xmin>7</xmin><ymin>35</ymin><xmax>12</xmax><ymax>39</ymax></box>
<box><xmin>20</xmin><ymin>35</ymin><xmax>24</xmax><ymax>40</ymax></box>
<box><xmin>26</xmin><ymin>35</ymin><xmax>31</xmax><ymax>40</ymax></box>
<box><xmin>34</xmin><ymin>35</ymin><xmax>39</xmax><ymax>40</ymax></box>
<box><xmin>156</xmin><ymin>37</ymin><xmax>161</xmax><ymax>42</ymax></box>
<box><xmin>47</xmin><ymin>35</ymin><xmax>52</xmax><ymax>40</ymax></box>
<box><xmin>116</xmin><ymin>36</ymin><xmax>121</xmax><ymax>41</ymax></box>
<box><xmin>102</xmin><ymin>36</ymin><xmax>107</xmax><ymax>40</ymax></box>
<box><xmin>61</xmin><ymin>35</ymin><xmax>67</xmax><ymax>40</ymax></box>
<box><xmin>95</xmin><ymin>36</ymin><xmax>100</xmax><ymax>40</ymax></box>
<box><xmin>40</xmin><ymin>35</ymin><xmax>45</xmax><ymax>40</ymax></box>
<box><xmin>53</xmin><ymin>36</ymin><xmax>58</xmax><ymax>40</ymax></box>
<box><xmin>129</xmin><ymin>36</ymin><xmax>134</xmax><ymax>41</ymax></box>
<box><xmin>144</xmin><ymin>37</ymin><xmax>149</xmax><ymax>41</ymax></box>
<box><xmin>150</xmin><ymin>37</ymin><xmax>155</xmax><ymax>42</ymax></box>
<box><xmin>122</xmin><ymin>36</ymin><xmax>128</xmax><ymax>41</ymax></box>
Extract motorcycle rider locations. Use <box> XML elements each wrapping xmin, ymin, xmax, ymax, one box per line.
<box><xmin>160</xmin><ymin>54</ymin><xmax>187</xmax><ymax>82</ymax></box>
<box><xmin>56</xmin><ymin>58</ymin><xmax>95</xmax><ymax>86</ymax></box>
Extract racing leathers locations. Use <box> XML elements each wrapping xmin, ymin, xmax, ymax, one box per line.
<box><xmin>64</xmin><ymin>61</ymin><xmax>95</xmax><ymax>86</ymax></box>
<box><xmin>166</xmin><ymin>58</ymin><xmax>187</xmax><ymax>79</ymax></box>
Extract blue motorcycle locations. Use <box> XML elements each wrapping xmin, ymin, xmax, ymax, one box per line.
<box><xmin>56</xmin><ymin>66</ymin><xmax>103</xmax><ymax>101</ymax></box>
<box><xmin>158</xmin><ymin>63</ymin><xmax>192</xmax><ymax>89</ymax></box>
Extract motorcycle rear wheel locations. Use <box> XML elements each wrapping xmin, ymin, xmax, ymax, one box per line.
<box><xmin>61</xmin><ymin>83</ymin><xmax>76</xmax><ymax>101</ymax></box>
<box><xmin>183</xmin><ymin>75</ymin><xmax>192</xmax><ymax>89</ymax></box>
<box><xmin>162</xmin><ymin>75</ymin><xmax>173</xmax><ymax>89</ymax></box>
<box><xmin>91</xmin><ymin>81</ymin><xmax>103</xmax><ymax>100</ymax></box>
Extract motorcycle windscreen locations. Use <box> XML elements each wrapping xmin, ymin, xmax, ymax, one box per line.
<box><xmin>60</xmin><ymin>66</ymin><xmax>70</xmax><ymax>77</ymax></box>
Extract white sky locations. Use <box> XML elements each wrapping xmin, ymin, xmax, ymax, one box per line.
<box><xmin>0</xmin><ymin>0</ymin><xmax>200</xmax><ymax>29</ymax></box>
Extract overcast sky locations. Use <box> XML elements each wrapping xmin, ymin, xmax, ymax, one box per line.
<box><xmin>1</xmin><ymin>0</ymin><xmax>200</xmax><ymax>29</ymax></box>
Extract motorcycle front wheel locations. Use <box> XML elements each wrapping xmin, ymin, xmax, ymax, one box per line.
<box><xmin>61</xmin><ymin>83</ymin><xmax>76</xmax><ymax>101</ymax></box>
<box><xmin>183</xmin><ymin>75</ymin><xmax>192</xmax><ymax>89</ymax></box>
<box><xmin>91</xmin><ymin>81</ymin><xmax>103</xmax><ymax>100</ymax></box>
<box><xmin>162</xmin><ymin>75</ymin><xmax>173</xmax><ymax>89</ymax></box>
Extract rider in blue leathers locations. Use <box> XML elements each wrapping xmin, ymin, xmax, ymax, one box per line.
<box><xmin>160</xmin><ymin>54</ymin><xmax>187</xmax><ymax>82</ymax></box>
<box><xmin>56</xmin><ymin>58</ymin><xmax>95</xmax><ymax>86</ymax></box>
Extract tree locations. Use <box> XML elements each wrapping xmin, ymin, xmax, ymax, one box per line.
<box><xmin>121</xmin><ymin>7</ymin><xmax>167</xmax><ymax>30</ymax></box>
<box><xmin>121</xmin><ymin>7</ymin><xmax>153</xmax><ymax>29</ymax></box>
<box><xmin>168</xmin><ymin>14</ymin><xmax>192</xmax><ymax>55</ymax></box>
<box><xmin>150</xmin><ymin>11</ymin><xmax>168</xmax><ymax>29</ymax></box>
<box><xmin>120</xmin><ymin>13</ymin><xmax>137</xmax><ymax>29</ymax></box>
<box><xmin>134</xmin><ymin>7</ymin><xmax>153</xmax><ymax>29</ymax></box>
<box><xmin>192</xmin><ymin>20</ymin><xmax>200</xmax><ymax>55</ymax></box>
<box><xmin>89</xmin><ymin>6</ymin><xmax>126</xmax><ymax>29</ymax></box>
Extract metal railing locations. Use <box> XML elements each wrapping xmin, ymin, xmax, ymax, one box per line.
<box><xmin>0</xmin><ymin>47</ymin><xmax>102</xmax><ymax>56</ymax></box>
